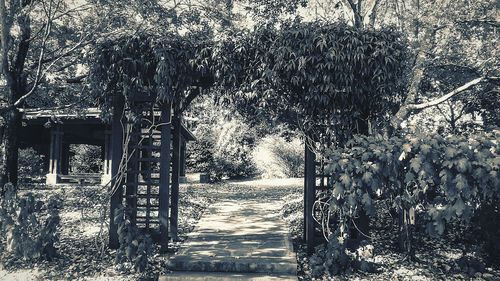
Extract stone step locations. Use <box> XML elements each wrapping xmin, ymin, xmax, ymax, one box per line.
<box><xmin>159</xmin><ymin>272</ymin><xmax>298</xmax><ymax>281</ymax></box>
<box><xmin>167</xmin><ymin>255</ymin><xmax>297</xmax><ymax>275</ymax></box>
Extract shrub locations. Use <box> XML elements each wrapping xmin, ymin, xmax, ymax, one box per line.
<box><xmin>0</xmin><ymin>183</ymin><xmax>62</xmax><ymax>261</ymax></box>
<box><xmin>253</xmin><ymin>134</ymin><xmax>304</xmax><ymax>178</ymax></box>
<box><xmin>185</xmin><ymin>124</ymin><xmax>216</xmax><ymax>173</ymax></box>
<box><xmin>114</xmin><ymin>204</ymin><xmax>153</xmax><ymax>272</ymax></box>
<box><xmin>321</xmin><ymin>131</ymin><xmax>499</xmax><ymax>264</ymax></box>
<box><xmin>211</xmin><ymin>118</ymin><xmax>257</xmax><ymax>179</ymax></box>
<box><xmin>187</xmin><ymin>117</ymin><xmax>257</xmax><ymax>180</ymax></box>
<box><xmin>70</xmin><ymin>144</ymin><xmax>102</xmax><ymax>173</ymax></box>
<box><xmin>18</xmin><ymin>147</ymin><xmax>45</xmax><ymax>181</ymax></box>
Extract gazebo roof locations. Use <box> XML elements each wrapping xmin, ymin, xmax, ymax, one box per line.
<box><xmin>21</xmin><ymin>107</ymin><xmax>196</xmax><ymax>141</ymax></box>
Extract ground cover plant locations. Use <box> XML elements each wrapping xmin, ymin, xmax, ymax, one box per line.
<box><xmin>0</xmin><ymin>182</ymin><xmax>219</xmax><ymax>280</ymax></box>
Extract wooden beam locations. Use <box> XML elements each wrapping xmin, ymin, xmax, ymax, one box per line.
<box><xmin>304</xmin><ymin>143</ymin><xmax>316</xmax><ymax>254</ymax></box>
<box><xmin>159</xmin><ymin>103</ymin><xmax>172</xmax><ymax>252</ymax></box>
<box><xmin>109</xmin><ymin>95</ymin><xmax>125</xmax><ymax>249</ymax></box>
<box><xmin>101</xmin><ymin>130</ymin><xmax>112</xmax><ymax>184</ymax></box>
<box><xmin>170</xmin><ymin>113</ymin><xmax>182</xmax><ymax>241</ymax></box>
<box><xmin>179</xmin><ymin>140</ymin><xmax>186</xmax><ymax>177</ymax></box>
<box><xmin>46</xmin><ymin>124</ymin><xmax>63</xmax><ymax>185</ymax></box>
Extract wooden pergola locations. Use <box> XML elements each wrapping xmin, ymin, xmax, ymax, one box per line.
<box><xmin>17</xmin><ymin>102</ymin><xmax>325</xmax><ymax>255</ymax></box>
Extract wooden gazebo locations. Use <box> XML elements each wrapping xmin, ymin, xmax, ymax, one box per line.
<box><xmin>19</xmin><ymin>107</ymin><xmax>194</xmax><ymax>187</ymax></box>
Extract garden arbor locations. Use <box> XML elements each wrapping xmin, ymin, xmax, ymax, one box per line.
<box><xmin>93</xmin><ymin>23</ymin><xmax>408</xmax><ymax>252</ymax></box>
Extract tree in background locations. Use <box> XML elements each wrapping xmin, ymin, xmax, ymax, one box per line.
<box><xmin>70</xmin><ymin>144</ymin><xmax>101</xmax><ymax>173</ymax></box>
<box><xmin>185</xmin><ymin>93</ymin><xmax>258</xmax><ymax>179</ymax></box>
<box><xmin>0</xmin><ymin>0</ymin><xmax>96</xmax><ymax>188</ymax></box>
<box><xmin>253</xmin><ymin>134</ymin><xmax>304</xmax><ymax>178</ymax></box>
<box><xmin>298</xmin><ymin>0</ymin><xmax>499</xmax><ymax>133</ymax></box>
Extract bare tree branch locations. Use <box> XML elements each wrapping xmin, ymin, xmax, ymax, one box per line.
<box><xmin>13</xmin><ymin>9</ymin><xmax>53</xmax><ymax>107</ymax></box>
<box><xmin>410</xmin><ymin>77</ymin><xmax>484</xmax><ymax>110</ymax></box>
<box><xmin>390</xmin><ymin>76</ymin><xmax>497</xmax><ymax>132</ymax></box>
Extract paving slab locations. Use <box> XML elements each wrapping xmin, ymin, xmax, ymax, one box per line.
<box><xmin>164</xmin><ymin>199</ymin><xmax>297</xmax><ymax>280</ymax></box>
<box><xmin>159</xmin><ymin>272</ymin><xmax>297</xmax><ymax>281</ymax></box>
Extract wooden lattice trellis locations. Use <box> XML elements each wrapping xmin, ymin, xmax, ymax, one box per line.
<box><xmin>108</xmin><ymin>96</ymin><xmax>183</xmax><ymax>251</ymax></box>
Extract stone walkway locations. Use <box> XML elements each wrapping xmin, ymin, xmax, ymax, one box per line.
<box><xmin>161</xmin><ymin>197</ymin><xmax>298</xmax><ymax>280</ymax></box>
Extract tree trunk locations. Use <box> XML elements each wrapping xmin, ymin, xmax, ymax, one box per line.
<box><xmin>0</xmin><ymin>107</ymin><xmax>22</xmax><ymax>189</ymax></box>
<box><xmin>388</xmin><ymin>28</ymin><xmax>435</xmax><ymax>134</ymax></box>
<box><xmin>0</xmin><ymin>0</ymin><xmax>30</xmax><ymax>192</ymax></box>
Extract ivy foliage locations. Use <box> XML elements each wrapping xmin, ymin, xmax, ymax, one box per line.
<box><xmin>194</xmin><ymin>21</ymin><xmax>408</xmax><ymax>135</ymax></box>
<box><xmin>91</xmin><ymin>21</ymin><xmax>408</xmax><ymax>135</ymax></box>
<box><xmin>89</xmin><ymin>31</ymin><xmax>211</xmax><ymax>113</ymax></box>
<box><xmin>323</xmin><ymin>131</ymin><xmax>499</xmax><ymax>239</ymax></box>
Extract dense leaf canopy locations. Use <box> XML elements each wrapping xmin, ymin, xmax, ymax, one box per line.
<box><xmin>90</xmin><ymin>21</ymin><xmax>408</xmax><ymax>136</ymax></box>
<box><xmin>324</xmin><ymin>131</ymin><xmax>499</xmax><ymax>238</ymax></box>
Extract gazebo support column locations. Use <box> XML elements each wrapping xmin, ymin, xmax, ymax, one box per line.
<box><xmin>46</xmin><ymin>124</ymin><xmax>63</xmax><ymax>185</ymax></box>
<box><xmin>170</xmin><ymin>114</ymin><xmax>182</xmax><ymax>241</ymax></box>
<box><xmin>61</xmin><ymin>143</ymin><xmax>70</xmax><ymax>175</ymax></box>
<box><xmin>101</xmin><ymin>130</ymin><xmax>112</xmax><ymax>185</ymax></box>
<box><xmin>159</xmin><ymin>104</ymin><xmax>172</xmax><ymax>252</ymax></box>
<box><xmin>109</xmin><ymin>96</ymin><xmax>125</xmax><ymax>249</ymax></box>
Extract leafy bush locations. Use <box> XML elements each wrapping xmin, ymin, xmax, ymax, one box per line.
<box><xmin>18</xmin><ymin>147</ymin><xmax>45</xmax><ymax>181</ymax></box>
<box><xmin>0</xmin><ymin>183</ymin><xmax>62</xmax><ymax>261</ymax></box>
<box><xmin>186</xmin><ymin>123</ymin><xmax>216</xmax><ymax>173</ymax></box>
<box><xmin>210</xmin><ymin>118</ymin><xmax>257</xmax><ymax>179</ymax></box>
<box><xmin>114</xmin><ymin>204</ymin><xmax>153</xmax><ymax>272</ymax></box>
<box><xmin>70</xmin><ymin>144</ymin><xmax>102</xmax><ymax>173</ymax></box>
<box><xmin>187</xmin><ymin>116</ymin><xmax>257</xmax><ymax>180</ymax></box>
<box><xmin>253</xmin><ymin>134</ymin><xmax>304</xmax><ymax>178</ymax></box>
<box><xmin>321</xmin><ymin>131</ymin><xmax>499</xmax><ymax>263</ymax></box>
<box><xmin>310</xmin><ymin>233</ymin><xmax>353</xmax><ymax>277</ymax></box>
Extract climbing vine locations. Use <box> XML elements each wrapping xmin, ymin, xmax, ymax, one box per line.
<box><xmin>89</xmin><ymin>31</ymin><xmax>211</xmax><ymax>117</ymax></box>
<box><xmin>90</xmin><ymin>22</ymin><xmax>408</xmax><ymax>138</ymax></box>
<box><xmin>194</xmin><ymin>21</ymin><xmax>409</xmax><ymax>138</ymax></box>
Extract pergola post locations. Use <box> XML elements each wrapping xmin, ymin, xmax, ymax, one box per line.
<box><xmin>125</xmin><ymin>108</ymin><xmax>140</xmax><ymax>226</ymax></box>
<box><xmin>179</xmin><ymin>139</ymin><xmax>187</xmax><ymax>183</ymax></box>
<box><xmin>170</xmin><ymin>114</ymin><xmax>182</xmax><ymax>241</ymax></box>
<box><xmin>46</xmin><ymin>124</ymin><xmax>63</xmax><ymax>185</ymax></box>
<box><xmin>304</xmin><ymin>143</ymin><xmax>316</xmax><ymax>254</ymax></box>
<box><xmin>109</xmin><ymin>95</ymin><xmax>125</xmax><ymax>249</ymax></box>
<box><xmin>159</xmin><ymin>103</ymin><xmax>172</xmax><ymax>252</ymax></box>
<box><xmin>101</xmin><ymin>130</ymin><xmax>112</xmax><ymax>185</ymax></box>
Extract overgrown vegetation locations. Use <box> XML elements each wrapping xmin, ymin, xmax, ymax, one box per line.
<box><xmin>186</xmin><ymin>115</ymin><xmax>258</xmax><ymax>180</ymax></box>
<box><xmin>253</xmin><ymin>134</ymin><xmax>304</xmax><ymax>178</ymax></box>
<box><xmin>314</xmin><ymin>131</ymin><xmax>499</xmax><ymax>269</ymax></box>
<box><xmin>0</xmin><ymin>183</ymin><xmax>61</xmax><ymax>261</ymax></box>
<box><xmin>18</xmin><ymin>148</ymin><xmax>45</xmax><ymax>181</ymax></box>
<box><xmin>70</xmin><ymin>145</ymin><xmax>102</xmax><ymax>173</ymax></box>
<box><xmin>113</xmin><ymin>205</ymin><xmax>153</xmax><ymax>273</ymax></box>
